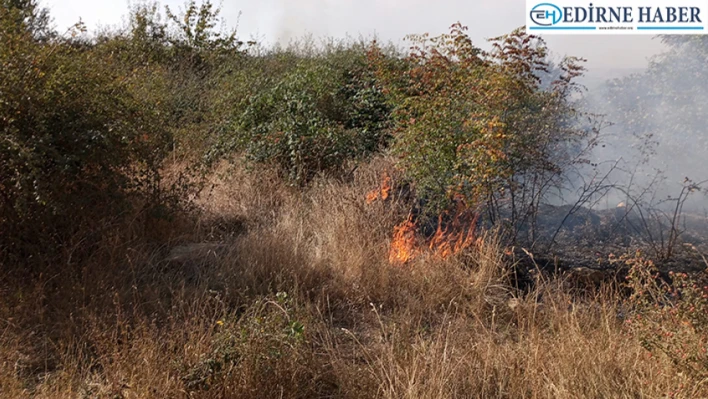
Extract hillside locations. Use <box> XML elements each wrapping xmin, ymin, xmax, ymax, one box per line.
<box><xmin>1</xmin><ymin>1</ymin><xmax>707</xmax><ymax>398</ymax></box>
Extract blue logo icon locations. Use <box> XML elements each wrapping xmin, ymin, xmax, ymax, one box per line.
<box><xmin>530</xmin><ymin>3</ymin><xmax>563</xmax><ymax>26</ymax></box>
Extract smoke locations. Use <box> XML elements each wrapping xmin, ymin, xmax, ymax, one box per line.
<box><xmin>249</xmin><ymin>0</ymin><xmax>703</xmax><ymax>211</ymax></box>
<box><xmin>222</xmin><ymin>0</ymin><xmax>665</xmax><ymax>69</ymax></box>
<box><xmin>579</xmin><ymin>37</ymin><xmax>708</xmax><ymax>213</ymax></box>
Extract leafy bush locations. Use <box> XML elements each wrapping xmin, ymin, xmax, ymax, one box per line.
<box><xmin>0</xmin><ymin>0</ymin><xmax>170</xmax><ymax>258</ymax></box>
<box><xmin>211</xmin><ymin>44</ymin><xmax>392</xmax><ymax>184</ymax></box>
<box><xmin>372</xmin><ymin>24</ymin><xmax>594</xmax><ymax>238</ymax></box>
<box><xmin>95</xmin><ymin>1</ymin><xmax>249</xmax><ymax>157</ymax></box>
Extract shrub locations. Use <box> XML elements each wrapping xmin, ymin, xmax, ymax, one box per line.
<box><xmin>213</xmin><ymin>46</ymin><xmax>392</xmax><ymax>184</ymax></box>
<box><xmin>372</xmin><ymin>24</ymin><xmax>594</xmax><ymax>238</ymax></box>
<box><xmin>94</xmin><ymin>1</ymin><xmax>250</xmax><ymax>158</ymax></box>
<box><xmin>0</xmin><ymin>0</ymin><xmax>171</xmax><ymax>260</ymax></box>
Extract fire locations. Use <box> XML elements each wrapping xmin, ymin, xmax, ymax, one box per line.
<box><xmin>370</xmin><ymin>175</ymin><xmax>480</xmax><ymax>265</ymax></box>
<box><xmin>388</xmin><ymin>215</ymin><xmax>419</xmax><ymax>265</ymax></box>
<box><xmin>428</xmin><ymin>212</ymin><xmax>479</xmax><ymax>259</ymax></box>
<box><xmin>365</xmin><ymin>191</ymin><xmax>379</xmax><ymax>204</ymax></box>
<box><xmin>380</xmin><ymin>176</ymin><xmax>391</xmax><ymax>200</ymax></box>
<box><xmin>388</xmin><ymin>208</ymin><xmax>480</xmax><ymax>265</ymax></box>
<box><xmin>366</xmin><ymin>174</ymin><xmax>392</xmax><ymax>204</ymax></box>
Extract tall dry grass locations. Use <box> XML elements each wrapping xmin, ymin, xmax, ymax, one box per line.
<box><xmin>0</xmin><ymin>156</ymin><xmax>705</xmax><ymax>398</ymax></box>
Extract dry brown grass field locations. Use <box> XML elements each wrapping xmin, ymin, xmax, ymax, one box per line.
<box><xmin>4</xmin><ymin>1</ymin><xmax>708</xmax><ymax>397</ymax></box>
<box><xmin>1</xmin><ymin>157</ymin><xmax>706</xmax><ymax>399</ymax></box>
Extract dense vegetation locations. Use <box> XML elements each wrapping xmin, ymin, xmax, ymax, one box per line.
<box><xmin>1</xmin><ymin>1</ymin><xmax>707</xmax><ymax>397</ymax></box>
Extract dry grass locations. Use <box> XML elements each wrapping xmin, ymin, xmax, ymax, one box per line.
<box><xmin>1</xmin><ymin>156</ymin><xmax>706</xmax><ymax>398</ymax></box>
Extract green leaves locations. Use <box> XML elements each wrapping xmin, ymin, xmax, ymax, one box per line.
<box><xmin>0</xmin><ymin>5</ymin><xmax>172</xmax><ymax>256</ymax></box>
<box><xmin>1</xmin><ymin>0</ymin><xmax>53</xmax><ymax>40</ymax></box>
<box><xmin>165</xmin><ymin>0</ymin><xmax>242</xmax><ymax>53</ymax></box>
<box><xmin>373</xmin><ymin>23</ymin><xmax>590</xmax><ymax>226</ymax></box>
<box><xmin>214</xmin><ymin>48</ymin><xmax>392</xmax><ymax>184</ymax></box>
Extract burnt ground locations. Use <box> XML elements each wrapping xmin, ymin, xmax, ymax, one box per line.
<box><xmin>504</xmin><ymin>204</ymin><xmax>708</xmax><ymax>290</ymax></box>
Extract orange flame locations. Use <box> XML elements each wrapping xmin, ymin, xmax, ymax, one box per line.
<box><xmin>365</xmin><ymin>190</ymin><xmax>379</xmax><ymax>204</ymax></box>
<box><xmin>366</xmin><ymin>174</ymin><xmax>392</xmax><ymax>204</ymax></box>
<box><xmin>380</xmin><ymin>176</ymin><xmax>391</xmax><ymax>200</ymax></box>
<box><xmin>388</xmin><ymin>207</ymin><xmax>479</xmax><ymax>265</ymax></box>
<box><xmin>388</xmin><ymin>215</ymin><xmax>419</xmax><ymax>265</ymax></box>
<box><xmin>428</xmin><ymin>212</ymin><xmax>479</xmax><ymax>259</ymax></box>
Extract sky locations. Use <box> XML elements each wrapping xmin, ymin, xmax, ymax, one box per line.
<box><xmin>41</xmin><ymin>0</ymin><xmax>667</xmax><ymax>75</ymax></box>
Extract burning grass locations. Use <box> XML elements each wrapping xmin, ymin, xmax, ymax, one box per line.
<box><xmin>1</xmin><ymin>157</ymin><xmax>708</xmax><ymax>398</ymax></box>
<box><xmin>387</xmin><ymin>211</ymin><xmax>481</xmax><ymax>266</ymax></box>
<box><xmin>365</xmin><ymin>173</ymin><xmax>392</xmax><ymax>204</ymax></box>
<box><xmin>388</xmin><ymin>215</ymin><xmax>418</xmax><ymax>265</ymax></box>
<box><xmin>377</xmin><ymin>175</ymin><xmax>481</xmax><ymax>265</ymax></box>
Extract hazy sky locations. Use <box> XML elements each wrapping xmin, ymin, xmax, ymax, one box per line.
<box><xmin>42</xmin><ymin>0</ymin><xmax>667</xmax><ymax>74</ymax></box>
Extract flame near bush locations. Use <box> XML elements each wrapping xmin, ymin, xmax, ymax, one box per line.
<box><xmin>388</xmin><ymin>215</ymin><xmax>419</xmax><ymax>265</ymax></box>
<box><xmin>428</xmin><ymin>211</ymin><xmax>480</xmax><ymax>260</ymax></box>
<box><xmin>366</xmin><ymin>173</ymin><xmax>392</xmax><ymax>204</ymax></box>
<box><xmin>366</xmin><ymin>175</ymin><xmax>480</xmax><ymax>265</ymax></box>
<box><xmin>387</xmin><ymin>210</ymin><xmax>480</xmax><ymax>266</ymax></box>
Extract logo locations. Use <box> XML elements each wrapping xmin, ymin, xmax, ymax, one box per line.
<box><xmin>526</xmin><ymin>0</ymin><xmax>708</xmax><ymax>35</ymax></box>
<box><xmin>530</xmin><ymin>3</ymin><xmax>563</xmax><ymax>26</ymax></box>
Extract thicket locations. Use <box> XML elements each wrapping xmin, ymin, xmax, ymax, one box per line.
<box><xmin>3</xmin><ymin>1</ymin><xmax>708</xmax><ymax>397</ymax></box>
<box><xmin>1</xmin><ymin>0</ymin><xmax>171</xmax><ymax>262</ymax></box>
<box><xmin>0</xmin><ymin>0</ymin><xmax>261</xmax><ymax>264</ymax></box>
<box><xmin>371</xmin><ymin>25</ymin><xmax>595</xmax><ymax>240</ymax></box>
<box><xmin>1</xmin><ymin>0</ymin><xmax>599</xmax><ymax>266</ymax></box>
<box><xmin>210</xmin><ymin>43</ymin><xmax>392</xmax><ymax>184</ymax></box>
<box><xmin>4</xmin><ymin>0</ymin><xmax>705</xmax><ymax>269</ymax></box>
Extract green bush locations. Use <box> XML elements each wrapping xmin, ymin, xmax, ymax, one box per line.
<box><xmin>92</xmin><ymin>0</ymin><xmax>249</xmax><ymax>158</ymax></box>
<box><xmin>0</xmin><ymin>0</ymin><xmax>170</xmax><ymax>258</ymax></box>
<box><xmin>213</xmin><ymin>46</ymin><xmax>392</xmax><ymax>184</ymax></box>
<box><xmin>372</xmin><ymin>24</ymin><xmax>592</xmax><ymax>234</ymax></box>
